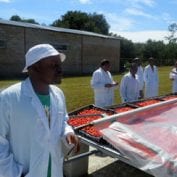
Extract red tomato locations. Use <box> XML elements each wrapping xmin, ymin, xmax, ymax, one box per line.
<box><xmin>77</xmin><ymin>108</ymin><xmax>113</xmax><ymax>116</ymax></box>
<box><xmin>68</xmin><ymin>115</ymin><xmax>100</xmax><ymax>127</ymax></box>
<box><xmin>163</xmin><ymin>95</ymin><xmax>177</xmax><ymax>101</ymax></box>
<box><xmin>82</xmin><ymin>125</ymin><xmax>102</xmax><ymax>137</ymax></box>
<box><xmin>135</xmin><ymin>100</ymin><xmax>160</xmax><ymax>107</ymax></box>
<box><xmin>114</xmin><ymin>106</ymin><xmax>134</xmax><ymax>113</ymax></box>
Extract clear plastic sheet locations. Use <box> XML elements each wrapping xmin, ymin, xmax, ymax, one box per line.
<box><xmin>98</xmin><ymin>102</ymin><xmax>177</xmax><ymax>177</ymax></box>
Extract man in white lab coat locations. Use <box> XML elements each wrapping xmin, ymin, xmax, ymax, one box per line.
<box><xmin>0</xmin><ymin>44</ymin><xmax>80</xmax><ymax>177</ymax></box>
<box><xmin>144</xmin><ymin>57</ymin><xmax>159</xmax><ymax>98</ymax></box>
<box><xmin>133</xmin><ymin>57</ymin><xmax>144</xmax><ymax>99</ymax></box>
<box><xmin>120</xmin><ymin>63</ymin><xmax>139</xmax><ymax>103</ymax></box>
<box><xmin>91</xmin><ymin>59</ymin><xmax>118</xmax><ymax>108</ymax></box>
<box><xmin>169</xmin><ymin>61</ymin><xmax>177</xmax><ymax>93</ymax></box>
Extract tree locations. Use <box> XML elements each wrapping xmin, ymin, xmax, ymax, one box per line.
<box><xmin>89</xmin><ymin>13</ymin><xmax>109</xmax><ymax>34</ymax></box>
<box><xmin>10</xmin><ymin>15</ymin><xmax>39</xmax><ymax>24</ymax></box>
<box><xmin>166</xmin><ymin>23</ymin><xmax>177</xmax><ymax>43</ymax></box>
<box><xmin>10</xmin><ymin>15</ymin><xmax>22</xmax><ymax>22</ymax></box>
<box><xmin>52</xmin><ymin>11</ymin><xmax>89</xmax><ymax>29</ymax></box>
<box><xmin>51</xmin><ymin>11</ymin><xmax>110</xmax><ymax>35</ymax></box>
<box><xmin>165</xmin><ymin>42</ymin><xmax>177</xmax><ymax>65</ymax></box>
<box><xmin>134</xmin><ymin>42</ymin><xmax>145</xmax><ymax>60</ymax></box>
<box><xmin>22</xmin><ymin>19</ymin><xmax>39</xmax><ymax>24</ymax></box>
<box><xmin>120</xmin><ymin>37</ymin><xmax>135</xmax><ymax>59</ymax></box>
<box><xmin>142</xmin><ymin>40</ymin><xmax>163</xmax><ymax>65</ymax></box>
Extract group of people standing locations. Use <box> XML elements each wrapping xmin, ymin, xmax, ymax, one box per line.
<box><xmin>91</xmin><ymin>57</ymin><xmax>159</xmax><ymax>108</ymax></box>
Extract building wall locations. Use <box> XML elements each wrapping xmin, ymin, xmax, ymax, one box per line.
<box><xmin>0</xmin><ymin>22</ymin><xmax>120</xmax><ymax>78</ymax></box>
<box><xmin>82</xmin><ymin>36</ymin><xmax>120</xmax><ymax>74</ymax></box>
<box><xmin>0</xmin><ymin>25</ymin><xmax>25</xmax><ymax>78</ymax></box>
<box><xmin>25</xmin><ymin>28</ymin><xmax>83</xmax><ymax>75</ymax></box>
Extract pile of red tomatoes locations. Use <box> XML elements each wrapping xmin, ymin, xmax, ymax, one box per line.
<box><xmin>114</xmin><ymin>106</ymin><xmax>134</xmax><ymax>113</ymax></box>
<box><xmin>68</xmin><ymin>108</ymin><xmax>107</xmax><ymax>137</ymax></box>
<box><xmin>162</xmin><ymin>95</ymin><xmax>177</xmax><ymax>101</ymax></box>
<box><xmin>135</xmin><ymin>100</ymin><xmax>160</xmax><ymax>107</ymax></box>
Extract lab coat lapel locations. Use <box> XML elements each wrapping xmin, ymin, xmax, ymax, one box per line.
<box><xmin>31</xmin><ymin>96</ymin><xmax>50</xmax><ymax>132</ymax></box>
<box><xmin>22</xmin><ymin>78</ymin><xmax>50</xmax><ymax>131</ymax></box>
<box><xmin>50</xmin><ymin>87</ymin><xmax>59</xmax><ymax>131</ymax></box>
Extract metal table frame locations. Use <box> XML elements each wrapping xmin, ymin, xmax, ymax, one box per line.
<box><xmin>65</xmin><ymin>135</ymin><xmax>153</xmax><ymax>176</ymax></box>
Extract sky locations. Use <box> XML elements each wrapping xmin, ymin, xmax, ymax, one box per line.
<box><xmin>0</xmin><ymin>0</ymin><xmax>177</xmax><ymax>43</ymax></box>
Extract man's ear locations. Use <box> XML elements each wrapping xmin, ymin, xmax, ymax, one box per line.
<box><xmin>30</xmin><ymin>64</ymin><xmax>40</xmax><ymax>73</ymax></box>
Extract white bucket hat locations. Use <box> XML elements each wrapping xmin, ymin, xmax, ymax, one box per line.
<box><xmin>22</xmin><ymin>44</ymin><xmax>66</xmax><ymax>72</ymax></box>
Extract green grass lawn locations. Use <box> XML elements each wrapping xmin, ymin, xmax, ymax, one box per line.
<box><xmin>0</xmin><ymin>66</ymin><xmax>173</xmax><ymax>112</ymax></box>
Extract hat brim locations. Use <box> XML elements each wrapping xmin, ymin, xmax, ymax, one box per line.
<box><xmin>22</xmin><ymin>53</ymin><xmax>66</xmax><ymax>73</ymax></box>
<box><xmin>60</xmin><ymin>53</ymin><xmax>66</xmax><ymax>62</ymax></box>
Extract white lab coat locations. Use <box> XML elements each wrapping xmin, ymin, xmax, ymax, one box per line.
<box><xmin>144</xmin><ymin>65</ymin><xmax>159</xmax><ymax>98</ymax></box>
<box><xmin>91</xmin><ymin>68</ymin><xmax>116</xmax><ymax>107</ymax></box>
<box><xmin>169</xmin><ymin>68</ymin><xmax>177</xmax><ymax>93</ymax></box>
<box><xmin>0</xmin><ymin>78</ymin><xmax>74</xmax><ymax>177</ymax></box>
<box><xmin>136</xmin><ymin>65</ymin><xmax>144</xmax><ymax>91</ymax></box>
<box><xmin>120</xmin><ymin>72</ymin><xmax>139</xmax><ymax>103</ymax></box>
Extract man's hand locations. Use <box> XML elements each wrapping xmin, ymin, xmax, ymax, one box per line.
<box><xmin>105</xmin><ymin>83</ymin><xmax>112</xmax><ymax>88</ymax></box>
<box><xmin>105</xmin><ymin>82</ymin><xmax>119</xmax><ymax>88</ymax></box>
<box><xmin>66</xmin><ymin>133</ymin><xmax>80</xmax><ymax>153</ymax></box>
<box><xmin>113</xmin><ymin>82</ymin><xmax>119</xmax><ymax>86</ymax></box>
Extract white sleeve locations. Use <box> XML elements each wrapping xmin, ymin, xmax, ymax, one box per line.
<box><xmin>169</xmin><ymin>68</ymin><xmax>176</xmax><ymax>79</ymax></box>
<box><xmin>0</xmin><ymin>92</ymin><xmax>23</xmax><ymax>177</ymax></box>
<box><xmin>144</xmin><ymin>67</ymin><xmax>148</xmax><ymax>83</ymax></box>
<box><xmin>57</xmin><ymin>90</ymin><xmax>74</xmax><ymax>137</ymax></box>
<box><xmin>63</xmin><ymin>111</ymin><xmax>74</xmax><ymax>137</ymax></box>
<box><xmin>90</xmin><ymin>71</ymin><xmax>105</xmax><ymax>89</ymax></box>
<box><xmin>120</xmin><ymin>76</ymin><xmax>127</xmax><ymax>102</ymax></box>
<box><xmin>155</xmin><ymin>67</ymin><xmax>159</xmax><ymax>84</ymax></box>
<box><xmin>138</xmin><ymin>67</ymin><xmax>144</xmax><ymax>90</ymax></box>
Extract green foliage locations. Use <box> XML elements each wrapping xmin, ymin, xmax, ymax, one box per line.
<box><xmin>120</xmin><ymin>37</ymin><xmax>135</xmax><ymax>59</ymax></box>
<box><xmin>10</xmin><ymin>15</ymin><xmax>39</xmax><ymax>24</ymax></box>
<box><xmin>10</xmin><ymin>15</ymin><xmax>21</xmax><ymax>21</ymax></box>
<box><xmin>120</xmin><ymin>38</ymin><xmax>177</xmax><ymax>66</ymax></box>
<box><xmin>142</xmin><ymin>40</ymin><xmax>166</xmax><ymax>65</ymax></box>
<box><xmin>166</xmin><ymin>23</ymin><xmax>177</xmax><ymax>43</ymax></box>
<box><xmin>51</xmin><ymin>10</ymin><xmax>109</xmax><ymax>35</ymax></box>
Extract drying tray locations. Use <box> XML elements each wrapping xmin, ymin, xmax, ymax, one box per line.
<box><xmin>68</xmin><ymin>104</ymin><xmax>115</xmax><ymax>116</ymax></box>
<box><xmin>157</xmin><ymin>93</ymin><xmax>177</xmax><ymax>101</ymax></box>
<box><xmin>127</xmin><ymin>97</ymin><xmax>164</xmax><ymax>107</ymax></box>
<box><xmin>106</xmin><ymin>102</ymin><xmax>139</xmax><ymax>113</ymax></box>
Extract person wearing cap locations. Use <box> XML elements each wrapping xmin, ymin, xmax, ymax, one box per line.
<box><xmin>0</xmin><ymin>44</ymin><xmax>80</xmax><ymax>177</ymax></box>
<box><xmin>169</xmin><ymin>60</ymin><xmax>177</xmax><ymax>93</ymax></box>
<box><xmin>133</xmin><ymin>57</ymin><xmax>144</xmax><ymax>99</ymax></box>
<box><xmin>91</xmin><ymin>59</ymin><xmax>119</xmax><ymax>107</ymax></box>
<box><xmin>120</xmin><ymin>62</ymin><xmax>139</xmax><ymax>103</ymax></box>
<box><xmin>144</xmin><ymin>57</ymin><xmax>159</xmax><ymax>98</ymax></box>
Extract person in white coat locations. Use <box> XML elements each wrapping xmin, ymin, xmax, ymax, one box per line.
<box><xmin>91</xmin><ymin>59</ymin><xmax>118</xmax><ymax>107</ymax></box>
<box><xmin>0</xmin><ymin>44</ymin><xmax>80</xmax><ymax>177</ymax></box>
<box><xmin>169</xmin><ymin>61</ymin><xmax>177</xmax><ymax>93</ymax></box>
<box><xmin>120</xmin><ymin>63</ymin><xmax>139</xmax><ymax>103</ymax></box>
<box><xmin>133</xmin><ymin>57</ymin><xmax>144</xmax><ymax>99</ymax></box>
<box><xmin>144</xmin><ymin>57</ymin><xmax>159</xmax><ymax>98</ymax></box>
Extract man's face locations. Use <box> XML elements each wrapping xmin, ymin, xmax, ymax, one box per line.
<box><xmin>102</xmin><ymin>63</ymin><xmax>111</xmax><ymax>71</ymax></box>
<box><xmin>175</xmin><ymin>62</ymin><xmax>177</xmax><ymax>68</ymax></box>
<box><xmin>136</xmin><ymin>60</ymin><xmax>141</xmax><ymax>66</ymax></box>
<box><xmin>130</xmin><ymin>65</ymin><xmax>138</xmax><ymax>75</ymax></box>
<box><xmin>149</xmin><ymin>59</ymin><xmax>154</xmax><ymax>65</ymax></box>
<box><xmin>33</xmin><ymin>55</ymin><xmax>63</xmax><ymax>84</ymax></box>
